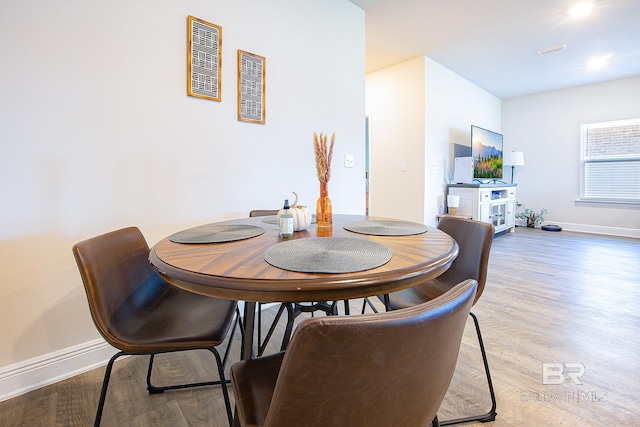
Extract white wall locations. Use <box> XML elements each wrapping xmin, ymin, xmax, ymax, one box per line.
<box><xmin>366</xmin><ymin>57</ymin><xmax>426</xmax><ymax>222</ymax></box>
<box><xmin>502</xmin><ymin>76</ymin><xmax>640</xmax><ymax>235</ymax></box>
<box><xmin>424</xmin><ymin>57</ymin><xmax>501</xmax><ymax>223</ymax></box>
<box><xmin>0</xmin><ymin>0</ymin><xmax>365</xmax><ymax>395</ymax></box>
<box><xmin>366</xmin><ymin>56</ymin><xmax>501</xmax><ymax>225</ymax></box>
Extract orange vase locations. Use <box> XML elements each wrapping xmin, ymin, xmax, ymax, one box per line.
<box><xmin>316</xmin><ymin>181</ymin><xmax>332</xmax><ymax>228</ymax></box>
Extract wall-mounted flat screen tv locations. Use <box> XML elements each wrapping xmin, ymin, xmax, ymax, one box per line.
<box><xmin>471</xmin><ymin>125</ymin><xmax>503</xmax><ymax>181</ymax></box>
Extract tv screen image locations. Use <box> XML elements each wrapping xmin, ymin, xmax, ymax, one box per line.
<box><xmin>471</xmin><ymin>125</ymin><xmax>503</xmax><ymax>180</ymax></box>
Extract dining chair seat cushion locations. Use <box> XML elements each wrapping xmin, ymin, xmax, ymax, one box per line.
<box><xmin>383</xmin><ymin>277</ymin><xmax>451</xmax><ymax>310</ymax></box>
<box><xmin>110</xmin><ymin>276</ymin><xmax>238</xmax><ymax>352</ymax></box>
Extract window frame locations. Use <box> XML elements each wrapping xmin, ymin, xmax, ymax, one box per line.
<box><xmin>579</xmin><ymin>118</ymin><xmax>640</xmax><ymax>205</ymax></box>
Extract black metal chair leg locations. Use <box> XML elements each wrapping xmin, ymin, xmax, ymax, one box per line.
<box><xmin>439</xmin><ymin>312</ymin><xmax>497</xmax><ymax>425</ymax></box>
<box><xmin>222</xmin><ymin>314</ymin><xmax>240</xmax><ymax>369</ymax></box>
<box><xmin>432</xmin><ymin>415</ymin><xmax>440</xmax><ymax>427</ymax></box>
<box><xmin>94</xmin><ymin>351</ymin><xmax>124</xmax><ymax>427</ymax></box>
<box><xmin>361</xmin><ymin>297</ymin><xmax>379</xmax><ymax>314</ymax></box>
<box><xmin>209</xmin><ymin>348</ymin><xmax>234</xmax><ymax>427</ymax></box>
<box><xmin>258</xmin><ymin>303</ymin><xmax>288</xmax><ymax>356</ymax></box>
<box><xmin>280</xmin><ymin>303</ymin><xmax>296</xmax><ymax>351</ymax></box>
<box><xmin>145</xmin><ymin>348</ymin><xmax>233</xmax><ymax>426</ymax></box>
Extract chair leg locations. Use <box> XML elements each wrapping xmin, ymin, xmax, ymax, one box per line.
<box><xmin>145</xmin><ymin>348</ymin><xmax>233</xmax><ymax>426</ymax></box>
<box><xmin>361</xmin><ymin>297</ymin><xmax>379</xmax><ymax>314</ymax></box>
<box><xmin>147</xmin><ymin>351</ymin><xmax>232</xmax><ymax>393</ymax></box>
<box><xmin>432</xmin><ymin>415</ymin><xmax>440</xmax><ymax>427</ymax></box>
<box><xmin>439</xmin><ymin>312</ymin><xmax>497</xmax><ymax>425</ymax></box>
<box><xmin>222</xmin><ymin>314</ymin><xmax>240</xmax><ymax>369</ymax></box>
<box><xmin>258</xmin><ymin>303</ymin><xmax>288</xmax><ymax>356</ymax></box>
<box><xmin>208</xmin><ymin>347</ymin><xmax>234</xmax><ymax>427</ymax></box>
<box><xmin>280</xmin><ymin>303</ymin><xmax>297</xmax><ymax>351</ymax></box>
<box><xmin>94</xmin><ymin>351</ymin><xmax>125</xmax><ymax>427</ymax></box>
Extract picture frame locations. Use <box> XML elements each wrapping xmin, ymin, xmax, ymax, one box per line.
<box><xmin>237</xmin><ymin>50</ymin><xmax>266</xmax><ymax>124</ymax></box>
<box><xmin>187</xmin><ymin>16</ymin><xmax>222</xmax><ymax>102</ymax></box>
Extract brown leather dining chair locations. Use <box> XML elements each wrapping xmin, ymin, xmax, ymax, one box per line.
<box><xmin>72</xmin><ymin>227</ymin><xmax>238</xmax><ymax>427</ymax></box>
<box><xmin>377</xmin><ymin>216</ymin><xmax>497</xmax><ymax>425</ymax></box>
<box><xmin>231</xmin><ymin>279</ymin><xmax>478</xmax><ymax>427</ymax></box>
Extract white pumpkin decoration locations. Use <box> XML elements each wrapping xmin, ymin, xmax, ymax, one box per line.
<box><xmin>279</xmin><ymin>192</ymin><xmax>312</xmax><ymax>231</ymax></box>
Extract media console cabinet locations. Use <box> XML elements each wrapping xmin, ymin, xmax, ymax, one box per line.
<box><xmin>446</xmin><ymin>183</ymin><xmax>517</xmax><ymax>234</ymax></box>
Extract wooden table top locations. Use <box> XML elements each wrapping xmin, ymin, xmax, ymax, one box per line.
<box><xmin>149</xmin><ymin>214</ymin><xmax>458</xmax><ymax>303</ymax></box>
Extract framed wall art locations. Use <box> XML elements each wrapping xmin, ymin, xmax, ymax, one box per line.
<box><xmin>187</xmin><ymin>16</ymin><xmax>222</xmax><ymax>101</ymax></box>
<box><xmin>237</xmin><ymin>50</ymin><xmax>266</xmax><ymax>124</ymax></box>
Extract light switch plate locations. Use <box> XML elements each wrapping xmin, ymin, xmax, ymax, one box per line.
<box><xmin>344</xmin><ymin>154</ymin><xmax>354</xmax><ymax>168</ymax></box>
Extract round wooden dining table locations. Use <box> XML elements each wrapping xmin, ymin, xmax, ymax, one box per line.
<box><xmin>149</xmin><ymin>214</ymin><xmax>458</xmax><ymax>359</ymax></box>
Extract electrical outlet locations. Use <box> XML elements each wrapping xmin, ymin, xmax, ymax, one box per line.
<box><xmin>400</xmin><ymin>162</ymin><xmax>407</xmax><ymax>172</ymax></box>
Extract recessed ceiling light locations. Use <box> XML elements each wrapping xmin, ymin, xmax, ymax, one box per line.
<box><xmin>537</xmin><ymin>44</ymin><xmax>567</xmax><ymax>56</ymax></box>
<box><xmin>587</xmin><ymin>53</ymin><xmax>614</xmax><ymax>70</ymax></box>
<box><xmin>569</xmin><ymin>1</ymin><xmax>595</xmax><ymax>18</ymax></box>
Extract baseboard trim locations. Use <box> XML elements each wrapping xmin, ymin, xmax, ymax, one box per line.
<box><xmin>0</xmin><ymin>307</ymin><xmax>271</xmax><ymax>403</ymax></box>
<box><xmin>0</xmin><ymin>338</ymin><xmax>116</xmax><ymax>403</ymax></box>
<box><xmin>547</xmin><ymin>222</ymin><xmax>640</xmax><ymax>238</ymax></box>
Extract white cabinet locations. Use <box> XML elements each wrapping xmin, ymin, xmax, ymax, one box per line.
<box><xmin>447</xmin><ymin>184</ymin><xmax>517</xmax><ymax>234</ymax></box>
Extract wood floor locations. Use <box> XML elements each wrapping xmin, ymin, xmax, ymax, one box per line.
<box><xmin>1</xmin><ymin>227</ymin><xmax>639</xmax><ymax>426</ymax></box>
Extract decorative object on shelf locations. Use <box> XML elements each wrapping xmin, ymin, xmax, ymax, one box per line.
<box><xmin>278</xmin><ymin>192</ymin><xmax>312</xmax><ymax>231</ymax></box>
<box><xmin>314</xmin><ymin>132</ymin><xmax>335</xmax><ymax>228</ymax></box>
<box><xmin>238</xmin><ymin>50</ymin><xmax>266</xmax><ymax>124</ymax></box>
<box><xmin>516</xmin><ymin>206</ymin><xmax>547</xmax><ymax>228</ymax></box>
<box><xmin>503</xmin><ymin>151</ymin><xmax>525</xmax><ymax>183</ymax></box>
<box><xmin>187</xmin><ymin>16</ymin><xmax>222</xmax><ymax>102</ymax></box>
<box><xmin>447</xmin><ymin>194</ymin><xmax>460</xmax><ymax>215</ymax></box>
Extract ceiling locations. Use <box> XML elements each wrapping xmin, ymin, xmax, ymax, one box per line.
<box><xmin>348</xmin><ymin>0</ymin><xmax>640</xmax><ymax>99</ymax></box>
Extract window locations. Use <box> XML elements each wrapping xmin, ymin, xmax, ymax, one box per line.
<box><xmin>580</xmin><ymin>119</ymin><xmax>640</xmax><ymax>203</ymax></box>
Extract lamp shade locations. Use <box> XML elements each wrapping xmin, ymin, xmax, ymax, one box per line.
<box><xmin>504</xmin><ymin>151</ymin><xmax>525</xmax><ymax>166</ymax></box>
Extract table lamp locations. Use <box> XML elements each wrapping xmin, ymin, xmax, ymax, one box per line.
<box><xmin>503</xmin><ymin>151</ymin><xmax>524</xmax><ymax>183</ymax></box>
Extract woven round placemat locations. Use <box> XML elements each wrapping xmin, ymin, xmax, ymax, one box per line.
<box><xmin>343</xmin><ymin>219</ymin><xmax>428</xmax><ymax>236</ymax></box>
<box><xmin>169</xmin><ymin>224</ymin><xmax>264</xmax><ymax>244</ymax></box>
<box><xmin>263</xmin><ymin>237</ymin><xmax>392</xmax><ymax>273</ymax></box>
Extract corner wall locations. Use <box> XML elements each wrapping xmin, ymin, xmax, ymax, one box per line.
<box><xmin>423</xmin><ymin>57</ymin><xmax>501</xmax><ymax>223</ymax></box>
<box><xmin>365</xmin><ymin>56</ymin><xmax>501</xmax><ymax>225</ymax></box>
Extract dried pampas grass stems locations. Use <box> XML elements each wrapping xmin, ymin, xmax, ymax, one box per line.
<box><xmin>313</xmin><ymin>132</ymin><xmax>335</xmax><ymax>183</ymax></box>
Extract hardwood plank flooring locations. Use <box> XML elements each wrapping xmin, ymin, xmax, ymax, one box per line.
<box><xmin>1</xmin><ymin>227</ymin><xmax>638</xmax><ymax>426</ymax></box>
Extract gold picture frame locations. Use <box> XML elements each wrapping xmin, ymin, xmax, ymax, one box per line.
<box><xmin>187</xmin><ymin>16</ymin><xmax>222</xmax><ymax>102</ymax></box>
<box><xmin>237</xmin><ymin>50</ymin><xmax>266</xmax><ymax>124</ymax></box>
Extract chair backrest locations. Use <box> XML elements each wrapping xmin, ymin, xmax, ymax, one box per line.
<box><xmin>72</xmin><ymin>227</ymin><xmax>169</xmax><ymax>349</ymax></box>
<box><xmin>249</xmin><ymin>209</ymin><xmax>279</xmax><ymax>217</ymax></box>
<box><xmin>263</xmin><ymin>280</ymin><xmax>478</xmax><ymax>427</ymax></box>
<box><xmin>436</xmin><ymin>216</ymin><xmax>494</xmax><ymax>304</ymax></box>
